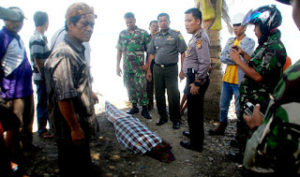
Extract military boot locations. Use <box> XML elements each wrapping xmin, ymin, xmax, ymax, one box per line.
<box><xmin>127</xmin><ymin>103</ymin><xmax>139</xmax><ymax>114</ymax></box>
<box><xmin>141</xmin><ymin>106</ymin><xmax>152</xmax><ymax>119</ymax></box>
<box><xmin>208</xmin><ymin>122</ymin><xmax>227</xmax><ymax>135</ymax></box>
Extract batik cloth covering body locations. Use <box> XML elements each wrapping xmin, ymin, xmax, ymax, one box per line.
<box><xmin>105</xmin><ymin>101</ymin><xmax>161</xmax><ymax>154</ymax></box>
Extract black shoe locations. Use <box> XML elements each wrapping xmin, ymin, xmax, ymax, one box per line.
<box><xmin>173</xmin><ymin>122</ymin><xmax>181</xmax><ymax>129</ymax></box>
<box><xmin>230</xmin><ymin>139</ymin><xmax>241</xmax><ymax>148</ymax></box>
<box><xmin>208</xmin><ymin>122</ymin><xmax>227</xmax><ymax>136</ymax></box>
<box><xmin>127</xmin><ymin>105</ymin><xmax>139</xmax><ymax>114</ymax></box>
<box><xmin>23</xmin><ymin>143</ymin><xmax>42</xmax><ymax>152</ymax></box>
<box><xmin>180</xmin><ymin>141</ymin><xmax>203</xmax><ymax>152</ymax></box>
<box><xmin>141</xmin><ymin>107</ymin><xmax>152</xmax><ymax>119</ymax></box>
<box><xmin>227</xmin><ymin>150</ymin><xmax>243</xmax><ymax>163</ymax></box>
<box><xmin>147</xmin><ymin>102</ymin><xmax>153</xmax><ymax>111</ymax></box>
<box><xmin>182</xmin><ymin>131</ymin><xmax>190</xmax><ymax>138</ymax></box>
<box><xmin>156</xmin><ymin>119</ymin><xmax>167</xmax><ymax>126</ymax></box>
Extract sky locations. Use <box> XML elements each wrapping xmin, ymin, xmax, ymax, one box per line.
<box><xmin>1</xmin><ymin>0</ymin><xmax>300</xmax><ymax>104</ymax></box>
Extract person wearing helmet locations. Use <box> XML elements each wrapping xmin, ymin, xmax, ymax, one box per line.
<box><xmin>228</xmin><ymin>5</ymin><xmax>287</xmax><ymax>162</ymax></box>
<box><xmin>208</xmin><ymin>13</ymin><xmax>255</xmax><ymax>136</ymax></box>
<box><xmin>241</xmin><ymin>0</ymin><xmax>300</xmax><ymax>175</ymax></box>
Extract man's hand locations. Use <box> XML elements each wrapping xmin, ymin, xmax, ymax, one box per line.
<box><xmin>189</xmin><ymin>83</ymin><xmax>200</xmax><ymax>95</ymax></box>
<box><xmin>179</xmin><ymin>70</ymin><xmax>185</xmax><ymax>81</ymax></box>
<box><xmin>243</xmin><ymin>104</ymin><xmax>264</xmax><ymax>129</ymax></box>
<box><xmin>92</xmin><ymin>92</ymin><xmax>99</xmax><ymax>104</ymax></box>
<box><xmin>116</xmin><ymin>66</ymin><xmax>122</xmax><ymax>77</ymax></box>
<box><xmin>141</xmin><ymin>64</ymin><xmax>148</xmax><ymax>71</ymax></box>
<box><xmin>71</xmin><ymin>126</ymin><xmax>85</xmax><ymax>146</ymax></box>
<box><xmin>147</xmin><ymin>69</ymin><xmax>152</xmax><ymax>81</ymax></box>
<box><xmin>230</xmin><ymin>47</ymin><xmax>242</xmax><ymax>64</ymax></box>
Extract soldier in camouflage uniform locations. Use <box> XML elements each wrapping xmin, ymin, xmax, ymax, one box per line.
<box><xmin>116</xmin><ymin>12</ymin><xmax>151</xmax><ymax>119</ymax></box>
<box><xmin>242</xmin><ymin>0</ymin><xmax>300</xmax><ymax>175</ymax></box>
<box><xmin>243</xmin><ymin>58</ymin><xmax>300</xmax><ymax>176</ymax></box>
<box><xmin>229</xmin><ymin>5</ymin><xmax>287</xmax><ymax>161</ymax></box>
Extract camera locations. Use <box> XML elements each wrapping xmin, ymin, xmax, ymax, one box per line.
<box><xmin>243</xmin><ymin>102</ymin><xmax>255</xmax><ymax>116</ymax></box>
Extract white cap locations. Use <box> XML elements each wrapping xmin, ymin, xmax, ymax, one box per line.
<box><xmin>231</xmin><ymin>13</ymin><xmax>245</xmax><ymax>25</ymax></box>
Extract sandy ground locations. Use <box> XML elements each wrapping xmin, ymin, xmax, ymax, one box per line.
<box><xmin>23</xmin><ymin>93</ymin><xmax>250</xmax><ymax>177</ymax></box>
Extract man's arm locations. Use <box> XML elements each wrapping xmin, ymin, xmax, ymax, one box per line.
<box><xmin>179</xmin><ymin>52</ymin><xmax>185</xmax><ymax>80</ymax></box>
<box><xmin>58</xmin><ymin>99</ymin><xmax>85</xmax><ymax>145</ymax></box>
<box><xmin>220</xmin><ymin>38</ymin><xmax>236</xmax><ymax>65</ymax></box>
<box><xmin>146</xmin><ymin>54</ymin><xmax>155</xmax><ymax>81</ymax></box>
<box><xmin>230</xmin><ymin>49</ymin><xmax>263</xmax><ymax>82</ymax></box>
<box><xmin>34</xmin><ymin>58</ymin><xmax>44</xmax><ymax>73</ymax></box>
<box><xmin>240</xmin><ymin>38</ymin><xmax>255</xmax><ymax>63</ymax></box>
<box><xmin>116</xmin><ymin>49</ymin><xmax>122</xmax><ymax>76</ymax></box>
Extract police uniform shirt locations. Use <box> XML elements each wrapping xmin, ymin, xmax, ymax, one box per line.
<box><xmin>183</xmin><ymin>28</ymin><xmax>210</xmax><ymax>80</ymax></box>
<box><xmin>148</xmin><ymin>29</ymin><xmax>187</xmax><ymax>65</ymax></box>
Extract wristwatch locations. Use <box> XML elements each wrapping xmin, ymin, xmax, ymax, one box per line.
<box><xmin>194</xmin><ymin>80</ymin><xmax>202</xmax><ymax>87</ymax></box>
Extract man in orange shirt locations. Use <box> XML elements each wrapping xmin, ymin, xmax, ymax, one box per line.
<box><xmin>209</xmin><ymin>13</ymin><xmax>255</xmax><ymax>135</ymax></box>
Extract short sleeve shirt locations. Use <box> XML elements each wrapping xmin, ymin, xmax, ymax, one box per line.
<box><xmin>45</xmin><ymin>34</ymin><xmax>94</xmax><ymax>132</ymax></box>
<box><xmin>117</xmin><ymin>26</ymin><xmax>150</xmax><ymax>73</ymax></box>
<box><xmin>0</xmin><ymin>27</ymin><xmax>33</xmax><ymax>99</ymax></box>
<box><xmin>148</xmin><ymin>29</ymin><xmax>187</xmax><ymax>65</ymax></box>
<box><xmin>183</xmin><ymin>28</ymin><xmax>210</xmax><ymax>80</ymax></box>
<box><xmin>29</xmin><ymin>31</ymin><xmax>51</xmax><ymax>81</ymax></box>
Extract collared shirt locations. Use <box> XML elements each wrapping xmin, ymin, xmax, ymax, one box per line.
<box><xmin>148</xmin><ymin>29</ymin><xmax>187</xmax><ymax>65</ymax></box>
<box><xmin>117</xmin><ymin>26</ymin><xmax>150</xmax><ymax>73</ymax></box>
<box><xmin>183</xmin><ymin>28</ymin><xmax>210</xmax><ymax>80</ymax></box>
<box><xmin>0</xmin><ymin>27</ymin><xmax>33</xmax><ymax>99</ymax></box>
<box><xmin>29</xmin><ymin>30</ymin><xmax>51</xmax><ymax>81</ymax></box>
<box><xmin>220</xmin><ymin>35</ymin><xmax>255</xmax><ymax>85</ymax></box>
<box><xmin>45</xmin><ymin>34</ymin><xmax>94</xmax><ymax>138</ymax></box>
<box><xmin>239</xmin><ymin>30</ymin><xmax>286</xmax><ymax>112</ymax></box>
<box><xmin>50</xmin><ymin>27</ymin><xmax>91</xmax><ymax>65</ymax></box>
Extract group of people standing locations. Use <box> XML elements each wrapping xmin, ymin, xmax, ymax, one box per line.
<box><xmin>0</xmin><ymin>0</ymin><xmax>300</xmax><ymax>176</ymax></box>
<box><xmin>0</xmin><ymin>3</ymin><xmax>98</xmax><ymax>177</ymax></box>
<box><xmin>116</xmin><ymin>9</ymin><xmax>211</xmax><ymax>152</ymax></box>
<box><xmin>116</xmin><ymin>1</ymin><xmax>300</xmax><ymax>176</ymax></box>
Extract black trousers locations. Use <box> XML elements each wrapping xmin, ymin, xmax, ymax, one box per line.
<box><xmin>57</xmin><ymin>121</ymin><xmax>93</xmax><ymax>177</ymax></box>
<box><xmin>186</xmin><ymin>78</ymin><xmax>210</xmax><ymax>147</ymax></box>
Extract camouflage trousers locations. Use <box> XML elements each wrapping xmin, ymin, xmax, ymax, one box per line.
<box><xmin>123</xmin><ymin>71</ymin><xmax>148</xmax><ymax>106</ymax></box>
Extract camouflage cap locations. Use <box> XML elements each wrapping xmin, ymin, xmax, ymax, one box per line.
<box><xmin>0</xmin><ymin>6</ymin><xmax>25</xmax><ymax>22</ymax></box>
<box><xmin>65</xmin><ymin>2</ymin><xmax>95</xmax><ymax>20</ymax></box>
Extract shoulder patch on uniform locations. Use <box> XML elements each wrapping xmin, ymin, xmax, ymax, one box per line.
<box><xmin>178</xmin><ymin>33</ymin><xmax>184</xmax><ymax>40</ymax></box>
<box><xmin>173</xmin><ymin>29</ymin><xmax>179</xmax><ymax>33</ymax></box>
<box><xmin>196</xmin><ymin>40</ymin><xmax>202</xmax><ymax>49</ymax></box>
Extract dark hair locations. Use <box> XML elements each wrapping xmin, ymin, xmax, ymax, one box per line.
<box><xmin>65</xmin><ymin>15</ymin><xmax>81</xmax><ymax>31</ymax></box>
<box><xmin>149</xmin><ymin>20</ymin><xmax>158</xmax><ymax>27</ymax></box>
<box><xmin>124</xmin><ymin>12</ymin><xmax>135</xmax><ymax>19</ymax></box>
<box><xmin>157</xmin><ymin>13</ymin><xmax>170</xmax><ymax>21</ymax></box>
<box><xmin>33</xmin><ymin>11</ymin><xmax>48</xmax><ymax>27</ymax></box>
<box><xmin>185</xmin><ymin>8</ymin><xmax>202</xmax><ymax>21</ymax></box>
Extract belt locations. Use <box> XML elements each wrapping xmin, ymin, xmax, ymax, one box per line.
<box><xmin>155</xmin><ymin>63</ymin><xmax>177</xmax><ymax>68</ymax></box>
